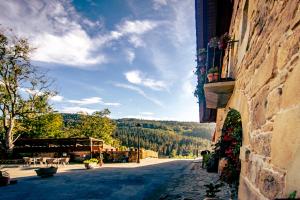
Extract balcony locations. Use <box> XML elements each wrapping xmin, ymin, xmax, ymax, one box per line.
<box><xmin>201</xmin><ymin>36</ymin><xmax>237</xmax><ymax>109</ymax></box>
<box><xmin>204</xmin><ymin>80</ymin><xmax>235</xmax><ymax>108</ymax></box>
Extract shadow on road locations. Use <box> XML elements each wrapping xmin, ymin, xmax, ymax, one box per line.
<box><xmin>0</xmin><ymin>159</ymin><xmax>193</xmax><ymax>200</ymax></box>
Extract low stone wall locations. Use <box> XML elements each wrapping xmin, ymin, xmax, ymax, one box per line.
<box><xmin>140</xmin><ymin>149</ymin><xmax>159</xmax><ymax>159</ymax></box>
<box><xmin>103</xmin><ymin>149</ymin><xmax>158</xmax><ymax>163</ymax></box>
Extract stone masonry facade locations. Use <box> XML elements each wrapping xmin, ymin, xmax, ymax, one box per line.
<box><xmin>214</xmin><ymin>0</ymin><xmax>300</xmax><ymax>199</ymax></box>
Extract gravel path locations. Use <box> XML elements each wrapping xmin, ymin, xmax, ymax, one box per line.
<box><xmin>157</xmin><ymin>160</ymin><xmax>231</xmax><ymax>200</ymax></box>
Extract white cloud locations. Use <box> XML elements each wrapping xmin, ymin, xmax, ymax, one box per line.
<box><xmin>114</xmin><ymin>20</ymin><xmax>160</xmax><ymax>48</ymax></box>
<box><xmin>128</xmin><ymin>35</ymin><xmax>145</xmax><ymax>47</ymax></box>
<box><xmin>68</xmin><ymin>97</ymin><xmax>103</xmax><ymax>105</ymax></box>
<box><xmin>50</xmin><ymin>96</ymin><xmax>120</xmax><ymax>107</ymax></box>
<box><xmin>114</xmin><ymin>83</ymin><xmax>163</xmax><ymax>106</ymax></box>
<box><xmin>32</xmin><ymin>30</ymin><xmax>107</xmax><ymax>66</ymax></box>
<box><xmin>103</xmin><ymin>102</ymin><xmax>121</xmax><ymax>106</ymax></box>
<box><xmin>50</xmin><ymin>95</ymin><xmax>64</xmax><ymax>102</ymax></box>
<box><xmin>124</xmin><ymin>70</ymin><xmax>167</xmax><ymax>91</ymax></box>
<box><xmin>0</xmin><ymin>1</ymin><xmax>160</xmax><ymax>67</ymax></box>
<box><xmin>60</xmin><ymin>106</ymin><xmax>97</xmax><ymax>114</ymax></box>
<box><xmin>125</xmin><ymin>49</ymin><xmax>135</xmax><ymax>64</ymax></box>
<box><xmin>117</xmin><ymin>20</ymin><xmax>159</xmax><ymax>35</ymax></box>
<box><xmin>0</xmin><ymin>0</ymin><xmax>108</xmax><ymax>67</ymax></box>
<box><xmin>153</xmin><ymin>0</ymin><xmax>168</xmax><ymax>10</ymax></box>
<box><xmin>19</xmin><ymin>88</ymin><xmax>44</xmax><ymax>96</ymax></box>
<box><xmin>181</xmin><ymin>71</ymin><xmax>196</xmax><ymax>98</ymax></box>
<box><xmin>168</xmin><ymin>0</ymin><xmax>194</xmax><ymax>46</ymax></box>
<box><xmin>125</xmin><ymin>70</ymin><xmax>142</xmax><ymax>84</ymax></box>
<box><xmin>68</xmin><ymin>97</ymin><xmax>120</xmax><ymax>106</ymax></box>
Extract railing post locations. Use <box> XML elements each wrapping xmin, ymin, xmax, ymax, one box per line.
<box><xmin>219</xmin><ymin>49</ymin><xmax>223</xmax><ymax>81</ymax></box>
<box><xmin>205</xmin><ymin>43</ymin><xmax>209</xmax><ymax>84</ymax></box>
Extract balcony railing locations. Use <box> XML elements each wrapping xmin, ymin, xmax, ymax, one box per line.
<box><xmin>202</xmin><ymin>38</ymin><xmax>237</xmax><ymax>109</ymax></box>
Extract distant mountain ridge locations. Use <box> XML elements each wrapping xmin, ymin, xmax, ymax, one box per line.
<box><xmin>114</xmin><ymin>118</ymin><xmax>214</xmax><ymax>157</ymax></box>
<box><xmin>115</xmin><ymin>118</ymin><xmax>215</xmax><ymax>140</ymax></box>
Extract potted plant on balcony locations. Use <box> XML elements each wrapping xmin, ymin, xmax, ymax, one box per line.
<box><xmin>208</xmin><ymin>37</ymin><xmax>220</xmax><ymax>80</ymax></box>
<box><xmin>213</xmin><ymin>67</ymin><xmax>220</xmax><ymax>81</ymax></box>
<box><xmin>207</xmin><ymin>67</ymin><xmax>217</xmax><ymax>83</ymax></box>
<box><xmin>218</xmin><ymin>33</ymin><xmax>231</xmax><ymax>50</ymax></box>
<box><xmin>83</xmin><ymin>158</ymin><xmax>99</xmax><ymax>169</ymax></box>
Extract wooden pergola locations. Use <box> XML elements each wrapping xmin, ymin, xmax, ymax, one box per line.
<box><xmin>12</xmin><ymin>137</ymin><xmax>104</xmax><ymax>157</ymax></box>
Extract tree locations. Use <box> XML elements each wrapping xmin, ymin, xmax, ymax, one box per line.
<box><xmin>66</xmin><ymin>109</ymin><xmax>117</xmax><ymax>144</ymax></box>
<box><xmin>19</xmin><ymin>113</ymin><xmax>63</xmax><ymax>138</ymax></box>
<box><xmin>0</xmin><ymin>30</ymin><xmax>55</xmax><ymax>151</ymax></box>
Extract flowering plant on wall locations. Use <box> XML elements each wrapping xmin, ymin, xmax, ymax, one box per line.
<box><xmin>220</xmin><ymin>109</ymin><xmax>242</xmax><ymax>198</ymax></box>
<box><xmin>197</xmin><ymin>48</ymin><xmax>207</xmax><ymax>62</ymax></box>
<box><xmin>210</xmin><ymin>109</ymin><xmax>242</xmax><ymax>198</ymax></box>
<box><xmin>194</xmin><ymin>48</ymin><xmax>207</xmax><ymax>100</ymax></box>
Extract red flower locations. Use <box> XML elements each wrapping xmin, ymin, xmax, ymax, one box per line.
<box><xmin>226</xmin><ymin>127</ymin><xmax>234</xmax><ymax>133</ymax></box>
<box><xmin>225</xmin><ymin>148</ymin><xmax>233</xmax><ymax>156</ymax></box>
<box><xmin>200</xmin><ymin>67</ymin><xmax>206</xmax><ymax>74</ymax></box>
<box><xmin>223</xmin><ymin>134</ymin><xmax>232</xmax><ymax>142</ymax></box>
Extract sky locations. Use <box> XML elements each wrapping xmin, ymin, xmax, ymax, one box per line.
<box><xmin>0</xmin><ymin>0</ymin><xmax>199</xmax><ymax>121</ymax></box>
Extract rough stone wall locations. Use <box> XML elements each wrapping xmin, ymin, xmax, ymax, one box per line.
<box><xmin>215</xmin><ymin>0</ymin><xmax>300</xmax><ymax>199</ymax></box>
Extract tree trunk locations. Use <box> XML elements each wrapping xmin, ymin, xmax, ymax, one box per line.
<box><xmin>5</xmin><ymin>118</ymin><xmax>15</xmax><ymax>153</ymax></box>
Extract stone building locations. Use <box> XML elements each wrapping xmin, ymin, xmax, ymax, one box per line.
<box><xmin>195</xmin><ymin>0</ymin><xmax>300</xmax><ymax>199</ymax></box>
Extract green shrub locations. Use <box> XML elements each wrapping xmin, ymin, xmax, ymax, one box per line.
<box><xmin>83</xmin><ymin>158</ymin><xmax>99</xmax><ymax>164</ymax></box>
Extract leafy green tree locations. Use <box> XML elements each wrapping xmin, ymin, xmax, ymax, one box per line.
<box><xmin>0</xmin><ymin>30</ymin><xmax>55</xmax><ymax>151</ymax></box>
<box><xmin>19</xmin><ymin>113</ymin><xmax>63</xmax><ymax>138</ymax></box>
<box><xmin>67</xmin><ymin>109</ymin><xmax>116</xmax><ymax>144</ymax></box>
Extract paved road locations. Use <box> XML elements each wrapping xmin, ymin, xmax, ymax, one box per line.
<box><xmin>0</xmin><ymin>159</ymin><xmax>192</xmax><ymax>200</ymax></box>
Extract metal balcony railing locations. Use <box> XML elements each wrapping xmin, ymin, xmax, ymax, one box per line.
<box><xmin>204</xmin><ymin>39</ymin><xmax>237</xmax><ymax>84</ymax></box>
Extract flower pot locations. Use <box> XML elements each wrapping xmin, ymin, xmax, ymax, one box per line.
<box><xmin>213</xmin><ymin>73</ymin><xmax>219</xmax><ymax>82</ymax></box>
<box><xmin>84</xmin><ymin>163</ymin><xmax>98</xmax><ymax>169</ymax></box>
<box><xmin>35</xmin><ymin>167</ymin><xmax>57</xmax><ymax>178</ymax></box>
<box><xmin>207</xmin><ymin>73</ymin><xmax>214</xmax><ymax>82</ymax></box>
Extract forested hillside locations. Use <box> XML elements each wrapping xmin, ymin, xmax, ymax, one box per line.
<box><xmin>114</xmin><ymin>118</ymin><xmax>214</xmax><ymax>157</ymax></box>
<box><xmin>60</xmin><ymin>114</ymin><xmax>214</xmax><ymax>157</ymax></box>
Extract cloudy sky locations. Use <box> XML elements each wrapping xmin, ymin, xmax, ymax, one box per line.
<box><xmin>0</xmin><ymin>0</ymin><xmax>198</xmax><ymax>121</ymax></box>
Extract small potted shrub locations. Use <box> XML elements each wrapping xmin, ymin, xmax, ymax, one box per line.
<box><xmin>0</xmin><ymin>169</ymin><xmax>10</xmax><ymax>186</ymax></box>
<box><xmin>207</xmin><ymin>67</ymin><xmax>217</xmax><ymax>82</ymax></box>
<box><xmin>204</xmin><ymin>182</ymin><xmax>224</xmax><ymax>200</ymax></box>
<box><xmin>213</xmin><ymin>67</ymin><xmax>219</xmax><ymax>81</ymax></box>
<box><xmin>35</xmin><ymin>166</ymin><xmax>58</xmax><ymax>178</ymax></box>
<box><xmin>83</xmin><ymin>158</ymin><xmax>99</xmax><ymax>169</ymax></box>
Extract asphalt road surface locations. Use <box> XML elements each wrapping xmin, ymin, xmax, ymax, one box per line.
<box><xmin>0</xmin><ymin>159</ymin><xmax>192</xmax><ymax>200</ymax></box>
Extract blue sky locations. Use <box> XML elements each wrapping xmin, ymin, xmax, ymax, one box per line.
<box><xmin>0</xmin><ymin>0</ymin><xmax>198</xmax><ymax>121</ymax></box>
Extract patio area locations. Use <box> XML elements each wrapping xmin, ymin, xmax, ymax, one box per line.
<box><xmin>0</xmin><ymin>158</ymin><xmax>192</xmax><ymax>200</ymax></box>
